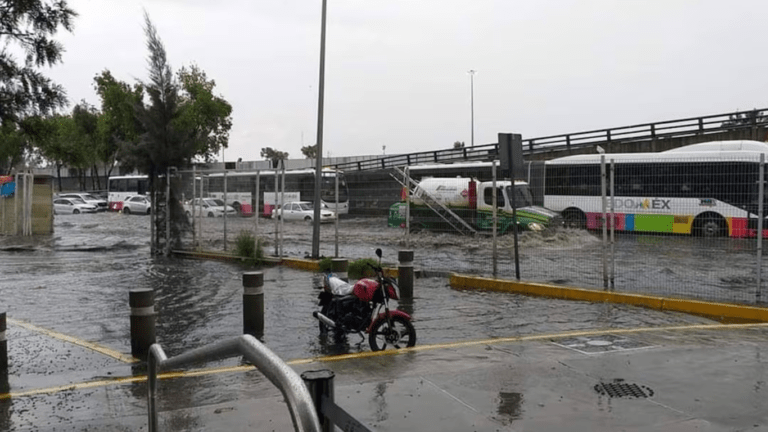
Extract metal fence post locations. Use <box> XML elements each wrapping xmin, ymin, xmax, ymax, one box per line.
<box><xmin>301</xmin><ymin>369</ymin><xmax>335</xmax><ymax>432</ymax></box>
<box><xmin>243</xmin><ymin>272</ymin><xmax>264</xmax><ymax>338</ymax></box>
<box><xmin>330</xmin><ymin>259</ymin><xmax>348</xmax><ymax>282</ymax></box>
<box><xmin>757</xmin><ymin>154</ymin><xmax>765</xmax><ymax>303</ymax></box>
<box><xmin>398</xmin><ymin>250</ymin><xmax>414</xmax><ymax>299</ymax></box>
<box><xmin>130</xmin><ymin>289</ymin><xmax>156</xmax><ymax>359</ymax></box>
<box><xmin>0</xmin><ymin>312</ymin><xmax>7</xmax><ymax>372</ymax></box>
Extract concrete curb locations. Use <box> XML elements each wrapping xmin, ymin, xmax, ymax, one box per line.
<box><xmin>449</xmin><ymin>273</ymin><xmax>768</xmax><ymax>323</ymax></box>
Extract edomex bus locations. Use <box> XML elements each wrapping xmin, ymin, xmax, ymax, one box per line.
<box><xmin>543</xmin><ymin>140</ymin><xmax>768</xmax><ymax>237</ymax></box>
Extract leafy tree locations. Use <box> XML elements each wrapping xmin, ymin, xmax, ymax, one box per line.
<box><xmin>0</xmin><ymin>0</ymin><xmax>77</xmax><ymax>124</ymax></box>
<box><xmin>33</xmin><ymin>114</ymin><xmax>85</xmax><ymax>191</ymax></box>
<box><xmin>177</xmin><ymin>64</ymin><xmax>232</xmax><ymax>162</ymax></box>
<box><xmin>0</xmin><ymin>120</ymin><xmax>27</xmax><ymax>175</ymax></box>
<box><xmin>301</xmin><ymin>144</ymin><xmax>317</xmax><ymax>159</ymax></box>
<box><xmin>93</xmin><ymin>70</ymin><xmax>144</xmax><ymax>178</ymax></box>
<box><xmin>71</xmin><ymin>102</ymin><xmax>101</xmax><ymax>189</ymax></box>
<box><xmin>453</xmin><ymin>141</ymin><xmax>465</xmax><ymax>149</ymax></box>
<box><xmin>260</xmin><ymin>147</ymin><xmax>288</xmax><ymax>168</ymax></box>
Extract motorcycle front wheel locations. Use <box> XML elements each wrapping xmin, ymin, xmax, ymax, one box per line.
<box><xmin>368</xmin><ymin>315</ymin><xmax>416</xmax><ymax>351</ymax></box>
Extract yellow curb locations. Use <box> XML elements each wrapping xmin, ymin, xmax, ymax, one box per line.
<box><xmin>449</xmin><ymin>273</ymin><xmax>768</xmax><ymax>323</ymax></box>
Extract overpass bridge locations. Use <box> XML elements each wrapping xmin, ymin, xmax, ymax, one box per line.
<box><xmin>332</xmin><ymin>108</ymin><xmax>768</xmax><ymax>172</ymax></box>
<box><xmin>339</xmin><ymin>108</ymin><xmax>768</xmax><ymax>216</ymax></box>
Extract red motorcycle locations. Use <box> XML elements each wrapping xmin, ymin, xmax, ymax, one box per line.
<box><xmin>313</xmin><ymin>249</ymin><xmax>416</xmax><ymax>351</ymax></box>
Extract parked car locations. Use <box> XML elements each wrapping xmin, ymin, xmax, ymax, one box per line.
<box><xmin>184</xmin><ymin>198</ymin><xmax>237</xmax><ymax>218</ymax></box>
<box><xmin>53</xmin><ymin>197</ymin><xmax>98</xmax><ymax>215</ymax></box>
<box><xmin>122</xmin><ymin>195</ymin><xmax>151</xmax><ymax>215</ymax></box>
<box><xmin>272</xmin><ymin>201</ymin><xmax>336</xmax><ymax>223</ymax></box>
<box><xmin>58</xmin><ymin>193</ymin><xmax>108</xmax><ymax>212</ymax></box>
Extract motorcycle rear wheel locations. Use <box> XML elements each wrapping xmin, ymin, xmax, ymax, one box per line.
<box><xmin>368</xmin><ymin>315</ymin><xmax>416</xmax><ymax>351</ymax></box>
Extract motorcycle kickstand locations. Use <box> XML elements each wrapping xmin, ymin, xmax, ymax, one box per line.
<box><xmin>354</xmin><ymin>332</ymin><xmax>366</xmax><ymax>346</ymax></box>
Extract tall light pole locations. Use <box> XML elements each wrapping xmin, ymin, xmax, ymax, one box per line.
<box><xmin>468</xmin><ymin>69</ymin><xmax>476</xmax><ymax>147</ymax></box>
<box><xmin>312</xmin><ymin>0</ymin><xmax>328</xmax><ymax>259</ymax></box>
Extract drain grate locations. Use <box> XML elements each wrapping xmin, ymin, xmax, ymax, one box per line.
<box><xmin>594</xmin><ymin>382</ymin><xmax>654</xmax><ymax>398</ymax></box>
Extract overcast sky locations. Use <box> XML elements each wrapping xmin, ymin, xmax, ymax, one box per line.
<box><xmin>47</xmin><ymin>0</ymin><xmax>768</xmax><ymax>163</ymax></box>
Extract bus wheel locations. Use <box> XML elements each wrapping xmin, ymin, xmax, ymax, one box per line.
<box><xmin>694</xmin><ymin>213</ymin><xmax>726</xmax><ymax>237</ymax></box>
<box><xmin>233</xmin><ymin>202</ymin><xmax>241</xmax><ymax>214</ymax></box>
<box><xmin>563</xmin><ymin>209</ymin><xmax>586</xmax><ymax>229</ymax></box>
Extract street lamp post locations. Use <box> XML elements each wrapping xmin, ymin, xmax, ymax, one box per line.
<box><xmin>468</xmin><ymin>70</ymin><xmax>476</xmax><ymax>147</ymax></box>
<box><xmin>312</xmin><ymin>0</ymin><xmax>328</xmax><ymax>259</ymax></box>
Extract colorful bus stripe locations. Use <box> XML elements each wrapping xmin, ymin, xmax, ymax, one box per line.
<box><xmin>585</xmin><ymin>212</ymin><xmax>768</xmax><ymax>238</ymax></box>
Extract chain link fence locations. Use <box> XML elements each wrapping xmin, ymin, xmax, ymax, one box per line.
<box><xmin>173</xmin><ymin>152</ymin><xmax>768</xmax><ymax>307</ymax></box>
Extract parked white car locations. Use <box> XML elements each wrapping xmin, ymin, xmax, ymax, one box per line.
<box><xmin>121</xmin><ymin>195</ymin><xmax>151</xmax><ymax>215</ymax></box>
<box><xmin>59</xmin><ymin>193</ymin><xmax>108</xmax><ymax>212</ymax></box>
<box><xmin>272</xmin><ymin>201</ymin><xmax>336</xmax><ymax>223</ymax></box>
<box><xmin>184</xmin><ymin>198</ymin><xmax>237</xmax><ymax>218</ymax></box>
<box><xmin>53</xmin><ymin>197</ymin><xmax>98</xmax><ymax>215</ymax></box>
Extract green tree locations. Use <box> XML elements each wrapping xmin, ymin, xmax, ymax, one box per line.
<box><xmin>177</xmin><ymin>64</ymin><xmax>233</xmax><ymax>162</ymax></box>
<box><xmin>0</xmin><ymin>0</ymin><xmax>77</xmax><ymax>124</ymax></box>
<box><xmin>261</xmin><ymin>147</ymin><xmax>288</xmax><ymax>168</ymax></box>
<box><xmin>453</xmin><ymin>141</ymin><xmax>465</xmax><ymax>149</ymax></box>
<box><xmin>71</xmin><ymin>102</ymin><xmax>102</xmax><ymax>190</ymax></box>
<box><xmin>0</xmin><ymin>120</ymin><xmax>27</xmax><ymax>175</ymax></box>
<box><xmin>301</xmin><ymin>144</ymin><xmax>317</xmax><ymax>159</ymax></box>
<box><xmin>93</xmin><ymin>70</ymin><xmax>144</xmax><ymax>178</ymax></box>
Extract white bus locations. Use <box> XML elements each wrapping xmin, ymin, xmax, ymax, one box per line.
<box><xmin>107</xmin><ymin>175</ymin><xmax>149</xmax><ymax>211</ymax></box>
<box><xmin>204</xmin><ymin>168</ymin><xmax>349</xmax><ymax>217</ymax></box>
<box><xmin>543</xmin><ymin>140</ymin><xmax>768</xmax><ymax>238</ymax></box>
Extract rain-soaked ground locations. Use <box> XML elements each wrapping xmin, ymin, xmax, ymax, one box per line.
<box><xmin>0</xmin><ymin>212</ymin><xmax>762</xmax><ymax>431</ymax></box>
<box><xmin>0</xmin><ymin>212</ymin><xmax>721</xmax><ymax>364</ymax></box>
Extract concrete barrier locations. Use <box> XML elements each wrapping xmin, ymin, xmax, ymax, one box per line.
<box><xmin>330</xmin><ymin>258</ymin><xmax>348</xmax><ymax>282</ymax></box>
<box><xmin>398</xmin><ymin>250</ymin><xmax>414</xmax><ymax>299</ymax></box>
<box><xmin>243</xmin><ymin>272</ymin><xmax>265</xmax><ymax>338</ymax></box>
<box><xmin>129</xmin><ymin>289</ymin><xmax>156</xmax><ymax>359</ymax></box>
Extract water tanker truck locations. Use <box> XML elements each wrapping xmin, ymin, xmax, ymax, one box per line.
<box><xmin>388</xmin><ymin>177</ymin><xmax>560</xmax><ymax>234</ymax></box>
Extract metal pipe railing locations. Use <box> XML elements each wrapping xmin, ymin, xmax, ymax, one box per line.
<box><xmin>148</xmin><ymin>335</ymin><xmax>321</xmax><ymax>432</ymax></box>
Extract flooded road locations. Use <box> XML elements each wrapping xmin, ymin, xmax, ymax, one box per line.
<box><xmin>0</xmin><ymin>212</ymin><xmax>718</xmax><ymax>363</ymax></box>
<box><xmin>0</xmin><ymin>212</ymin><xmax>754</xmax><ymax>431</ymax></box>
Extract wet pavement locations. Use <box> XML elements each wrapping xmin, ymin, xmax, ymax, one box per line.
<box><xmin>0</xmin><ymin>213</ymin><xmax>767</xmax><ymax>430</ymax></box>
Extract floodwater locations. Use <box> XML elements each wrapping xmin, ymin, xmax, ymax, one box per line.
<box><xmin>0</xmin><ymin>212</ymin><xmax>738</xmax><ymax>429</ymax></box>
<box><xmin>0</xmin><ymin>212</ymin><xmax>720</xmax><ymax>363</ymax></box>
<box><xmin>184</xmin><ymin>214</ymin><xmax>768</xmax><ymax>305</ymax></box>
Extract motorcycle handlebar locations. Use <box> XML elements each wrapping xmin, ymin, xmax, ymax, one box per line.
<box><xmin>366</xmin><ymin>262</ymin><xmax>383</xmax><ymax>274</ymax></box>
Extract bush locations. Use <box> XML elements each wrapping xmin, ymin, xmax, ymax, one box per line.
<box><xmin>318</xmin><ymin>257</ymin><xmax>332</xmax><ymax>273</ymax></box>
<box><xmin>235</xmin><ymin>230</ymin><xmax>263</xmax><ymax>266</ymax></box>
<box><xmin>349</xmin><ymin>258</ymin><xmax>378</xmax><ymax>279</ymax></box>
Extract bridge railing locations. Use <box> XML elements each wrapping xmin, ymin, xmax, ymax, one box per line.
<box><xmin>329</xmin><ymin>108</ymin><xmax>768</xmax><ymax>172</ymax></box>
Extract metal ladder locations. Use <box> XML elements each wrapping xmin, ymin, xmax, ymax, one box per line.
<box><xmin>391</xmin><ymin>166</ymin><xmax>477</xmax><ymax>236</ymax></box>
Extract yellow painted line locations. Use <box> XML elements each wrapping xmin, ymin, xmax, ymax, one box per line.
<box><xmin>2</xmin><ymin>322</ymin><xmax>767</xmax><ymax>401</ymax></box>
<box><xmin>450</xmin><ymin>273</ymin><xmax>768</xmax><ymax>323</ymax></box>
<box><xmin>7</xmin><ymin>318</ymin><xmax>138</xmax><ymax>364</ymax></box>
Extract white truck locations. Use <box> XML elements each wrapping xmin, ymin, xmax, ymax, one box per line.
<box><xmin>389</xmin><ymin>177</ymin><xmax>559</xmax><ymax>234</ymax></box>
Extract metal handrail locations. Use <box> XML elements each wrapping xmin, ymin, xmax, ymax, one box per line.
<box><xmin>148</xmin><ymin>335</ymin><xmax>321</xmax><ymax>432</ymax></box>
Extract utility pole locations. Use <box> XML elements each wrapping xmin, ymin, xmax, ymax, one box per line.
<box><xmin>468</xmin><ymin>69</ymin><xmax>476</xmax><ymax>147</ymax></box>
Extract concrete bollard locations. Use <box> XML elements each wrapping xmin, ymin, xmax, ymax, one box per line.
<box><xmin>243</xmin><ymin>272</ymin><xmax>264</xmax><ymax>338</ymax></box>
<box><xmin>0</xmin><ymin>312</ymin><xmax>7</xmax><ymax>372</ymax></box>
<box><xmin>330</xmin><ymin>258</ymin><xmax>349</xmax><ymax>282</ymax></box>
<box><xmin>398</xmin><ymin>250</ymin><xmax>414</xmax><ymax>299</ymax></box>
<box><xmin>301</xmin><ymin>369</ymin><xmax>335</xmax><ymax>432</ymax></box>
<box><xmin>129</xmin><ymin>289</ymin><xmax>156</xmax><ymax>360</ymax></box>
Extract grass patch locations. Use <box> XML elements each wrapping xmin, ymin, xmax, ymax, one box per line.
<box><xmin>234</xmin><ymin>230</ymin><xmax>264</xmax><ymax>267</ymax></box>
